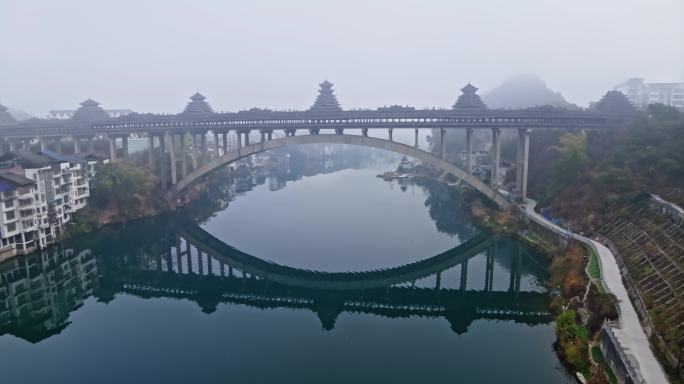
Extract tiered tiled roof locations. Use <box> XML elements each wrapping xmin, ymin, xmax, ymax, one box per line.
<box><xmin>593</xmin><ymin>90</ymin><xmax>638</xmax><ymax>115</ymax></box>
<box><xmin>181</xmin><ymin>92</ymin><xmax>214</xmax><ymax>115</ymax></box>
<box><xmin>71</xmin><ymin>99</ymin><xmax>110</xmax><ymax>122</ymax></box>
<box><xmin>309</xmin><ymin>80</ymin><xmax>342</xmax><ymax>112</ymax></box>
<box><xmin>452</xmin><ymin>83</ymin><xmax>487</xmax><ymax>110</ymax></box>
<box><xmin>0</xmin><ymin>104</ymin><xmax>17</xmax><ymax>125</ymax></box>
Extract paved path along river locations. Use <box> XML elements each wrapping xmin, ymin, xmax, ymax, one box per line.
<box><xmin>523</xmin><ymin>199</ymin><xmax>669</xmax><ymax>384</ymax></box>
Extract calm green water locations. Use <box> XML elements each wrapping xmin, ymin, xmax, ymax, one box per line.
<box><xmin>0</xmin><ymin>146</ymin><xmax>573</xmax><ymax>383</ymax></box>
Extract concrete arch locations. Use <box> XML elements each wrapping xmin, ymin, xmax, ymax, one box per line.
<box><xmin>167</xmin><ymin>134</ymin><xmax>511</xmax><ymax>208</ymax></box>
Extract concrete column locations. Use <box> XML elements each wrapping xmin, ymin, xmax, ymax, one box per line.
<box><xmin>267</xmin><ymin>131</ymin><xmax>272</xmax><ymax>140</ymax></box>
<box><xmin>186</xmin><ymin>241</ymin><xmax>193</xmax><ymax>274</ymax></box>
<box><xmin>39</xmin><ymin>138</ymin><xmax>47</xmax><ymax>151</ymax></box>
<box><xmin>236</xmin><ymin>132</ymin><xmax>242</xmax><ymax>148</ymax></box>
<box><xmin>244</xmin><ymin>131</ymin><xmax>250</xmax><ymax>145</ymax></box>
<box><xmin>201</xmin><ymin>132</ymin><xmax>207</xmax><ymax>157</ymax></box>
<box><xmin>180</xmin><ymin>134</ymin><xmax>187</xmax><ymax>179</ymax></box>
<box><xmin>388</xmin><ymin>128</ymin><xmax>393</xmax><ymax>142</ymax></box>
<box><xmin>335</xmin><ymin>128</ymin><xmax>344</xmax><ymax>135</ymax></box>
<box><xmin>260</xmin><ymin>130</ymin><xmax>266</xmax><ymax>142</ymax></box>
<box><xmin>167</xmin><ymin>132</ymin><xmax>177</xmax><ymax>185</ymax></box>
<box><xmin>122</xmin><ymin>136</ymin><xmax>129</xmax><ymax>160</ymax></box>
<box><xmin>213</xmin><ymin>131</ymin><xmax>219</xmax><ymax>157</ymax></box>
<box><xmin>159</xmin><ymin>133</ymin><xmax>167</xmax><ymax>190</ymax></box>
<box><xmin>56</xmin><ymin>137</ymin><xmax>64</xmax><ymax>154</ymax></box>
<box><xmin>439</xmin><ymin>128</ymin><xmax>445</xmax><ymax>159</ymax></box>
<box><xmin>108</xmin><ymin>136</ymin><xmax>117</xmax><ymax>162</ymax></box>
<box><xmin>460</xmin><ymin>260</ymin><xmax>468</xmax><ymax>292</ymax></box>
<box><xmin>516</xmin><ymin>128</ymin><xmax>530</xmax><ymax>200</ymax></box>
<box><xmin>465</xmin><ymin>128</ymin><xmax>473</xmax><ymax>174</ymax></box>
<box><xmin>435</xmin><ymin>272</ymin><xmax>441</xmax><ymax>290</ymax></box>
<box><xmin>148</xmin><ymin>134</ymin><xmax>155</xmax><ymax>169</ymax></box>
<box><xmin>414</xmin><ymin>128</ymin><xmax>419</xmax><ymax>148</ymax></box>
<box><xmin>222</xmin><ymin>132</ymin><xmax>228</xmax><ymax>153</ymax></box>
<box><xmin>191</xmin><ymin>134</ymin><xmax>198</xmax><ymax>169</ymax></box>
<box><xmin>72</xmin><ymin>137</ymin><xmax>81</xmax><ymax>154</ymax></box>
<box><xmin>491</xmin><ymin>128</ymin><xmax>501</xmax><ymax>187</ymax></box>
<box><xmin>362</xmin><ymin>128</ymin><xmax>368</xmax><ymax>137</ymax></box>
<box><xmin>485</xmin><ymin>247</ymin><xmax>494</xmax><ymax>292</ymax></box>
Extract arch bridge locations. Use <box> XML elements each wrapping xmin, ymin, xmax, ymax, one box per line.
<box><xmin>0</xmin><ymin>81</ymin><xmax>634</xmax><ymax>205</ymax></box>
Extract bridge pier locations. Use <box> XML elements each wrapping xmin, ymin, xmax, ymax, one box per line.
<box><xmin>167</xmin><ymin>133</ymin><xmax>177</xmax><ymax>185</ymax></box>
<box><xmin>107</xmin><ymin>135</ymin><xmax>117</xmax><ymax>162</ymax></box>
<box><xmin>484</xmin><ymin>247</ymin><xmax>494</xmax><ymax>292</ymax></box>
<box><xmin>147</xmin><ymin>134</ymin><xmax>155</xmax><ymax>169</ymax></box>
<box><xmin>39</xmin><ymin>138</ymin><xmax>46</xmax><ymax>152</ymax></box>
<box><xmin>244</xmin><ymin>130</ymin><xmax>250</xmax><ymax>146</ymax></box>
<box><xmin>466</xmin><ymin>128</ymin><xmax>473</xmax><ymax>174</ymax></box>
<box><xmin>267</xmin><ymin>131</ymin><xmax>272</xmax><ymax>140</ymax></box>
<box><xmin>122</xmin><ymin>135</ymin><xmax>129</xmax><ymax>160</ymax></box>
<box><xmin>309</xmin><ymin>128</ymin><xmax>320</xmax><ymax>135</ymax></box>
<box><xmin>201</xmin><ymin>132</ymin><xmax>207</xmax><ymax>157</ymax></box>
<box><xmin>213</xmin><ymin>131</ymin><xmax>220</xmax><ymax>157</ymax></box>
<box><xmin>72</xmin><ymin>137</ymin><xmax>82</xmax><ymax>154</ymax></box>
<box><xmin>335</xmin><ymin>128</ymin><xmax>344</xmax><ymax>135</ymax></box>
<box><xmin>362</xmin><ymin>128</ymin><xmax>368</xmax><ymax>137</ymax></box>
<box><xmin>439</xmin><ymin>128</ymin><xmax>445</xmax><ymax>159</ymax></box>
<box><xmin>414</xmin><ymin>128</ymin><xmax>419</xmax><ymax>148</ymax></box>
<box><xmin>491</xmin><ymin>128</ymin><xmax>501</xmax><ymax>187</ymax></box>
<box><xmin>55</xmin><ymin>137</ymin><xmax>64</xmax><ymax>154</ymax></box>
<box><xmin>191</xmin><ymin>134</ymin><xmax>199</xmax><ymax>168</ymax></box>
<box><xmin>180</xmin><ymin>134</ymin><xmax>187</xmax><ymax>178</ymax></box>
<box><xmin>388</xmin><ymin>128</ymin><xmax>393</xmax><ymax>142</ymax></box>
<box><xmin>260</xmin><ymin>130</ymin><xmax>266</xmax><ymax>142</ymax></box>
<box><xmin>460</xmin><ymin>260</ymin><xmax>468</xmax><ymax>292</ymax></box>
<box><xmin>159</xmin><ymin>133</ymin><xmax>167</xmax><ymax>190</ymax></box>
<box><xmin>516</xmin><ymin>128</ymin><xmax>531</xmax><ymax>200</ymax></box>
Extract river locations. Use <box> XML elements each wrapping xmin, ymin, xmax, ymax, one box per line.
<box><xmin>0</xmin><ymin>145</ymin><xmax>573</xmax><ymax>383</ymax></box>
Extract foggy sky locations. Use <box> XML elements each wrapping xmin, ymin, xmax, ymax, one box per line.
<box><xmin>1</xmin><ymin>0</ymin><xmax>683</xmax><ymax>117</ymax></box>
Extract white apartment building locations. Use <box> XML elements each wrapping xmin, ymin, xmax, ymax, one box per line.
<box><xmin>615</xmin><ymin>78</ymin><xmax>684</xmax><ymax>110</ymax></box>
<box><xmin>0</xmin><ymin>150</ymin><xmax>100</xmax><ymax>259</ymax></box>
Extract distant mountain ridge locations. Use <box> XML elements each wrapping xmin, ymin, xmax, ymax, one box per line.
<box><xmin>483</xmin><ymin>74</ymin><xmax>578</xmax><ymax>110</ymax></box>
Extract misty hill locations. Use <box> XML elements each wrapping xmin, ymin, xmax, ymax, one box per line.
<box><xmin>483</xmin><ymin>74</ymin><xmax>578</xmax><ymax>109</ymax></box>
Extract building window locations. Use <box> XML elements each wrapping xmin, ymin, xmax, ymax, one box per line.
<box><xmin>5</xmin><ymin>211</ymin><xmax>16</xmax><ymax>221</ymax></box>
<box><xmin>6</xmin><ymin>222</ymin><xmax>16</xmax><ymax>232</ymax></box>
<box><xmin>4</xmin><ymin>200</ymin><xmax>13</xmax><ymax>209</ymax></box>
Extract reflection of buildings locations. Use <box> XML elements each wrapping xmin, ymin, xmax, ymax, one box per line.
<box><xmin>0</xmin><ymin>247</ymin><xmax>98</xmax><ymax>342</ymax></box>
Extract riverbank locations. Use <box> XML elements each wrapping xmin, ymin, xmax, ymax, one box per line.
<box><xmin>525</xmin><ymin>199</ymin><xmax>670</xmax><ymax>384</ymax></box>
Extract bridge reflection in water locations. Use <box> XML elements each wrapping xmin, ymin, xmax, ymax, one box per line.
<box><xmin>0</xmin><ymin>220</ymin><xmax>551</xmax><ymax>342</ymax></box>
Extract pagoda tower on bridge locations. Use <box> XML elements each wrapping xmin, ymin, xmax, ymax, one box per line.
<box><xmin>181</xmin><ymin>92</ymin><xmax>214</xmax><ymax>115</ymax></box>
<box><xmin>593</xmin><ymin>90</ymin><xmax>637</xmax><ymax>115</ymax></box>
<box><xmin>452</xmin><ymin>83</ymin><xmax>488</xmax><ymax>110</ymax></box>
<box><xmin>70</xmin><ymin>99</ymin><xmax>110</xmax><ymax>122</ymax></box>
<box><xmin>309</xmin><ymin>80</ymin><xmax>342</xmax><ymax>113</ymax></box>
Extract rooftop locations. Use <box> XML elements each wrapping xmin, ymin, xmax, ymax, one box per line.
<box><xmin>452</xmin><ymin>83</ymin><xmax>487</xmax><ymax>110</ymax></box>
<box><xmin>309</xmin><ymin>80</ymin><xmax>342</xmax><ymax>112</ymax></box>
<box><xmin>181</xmin><ymin>92</ymin><xmax>214</xmax><ymax>115</ymax></box>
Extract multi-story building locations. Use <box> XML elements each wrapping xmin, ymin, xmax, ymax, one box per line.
<box><xmin>0</xmin><ymin>172</ymin><xmax>40</xmax><ymax>260</ymax></box>
<box><xmin>0</xmin><ymin>150</ymin><xmax>102</xmax><ymax>259</ymax></box>
<box><xmin>614</xmin><ymin>78</ymin><xmax>684</xmax><ymax>110</ymax></box>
